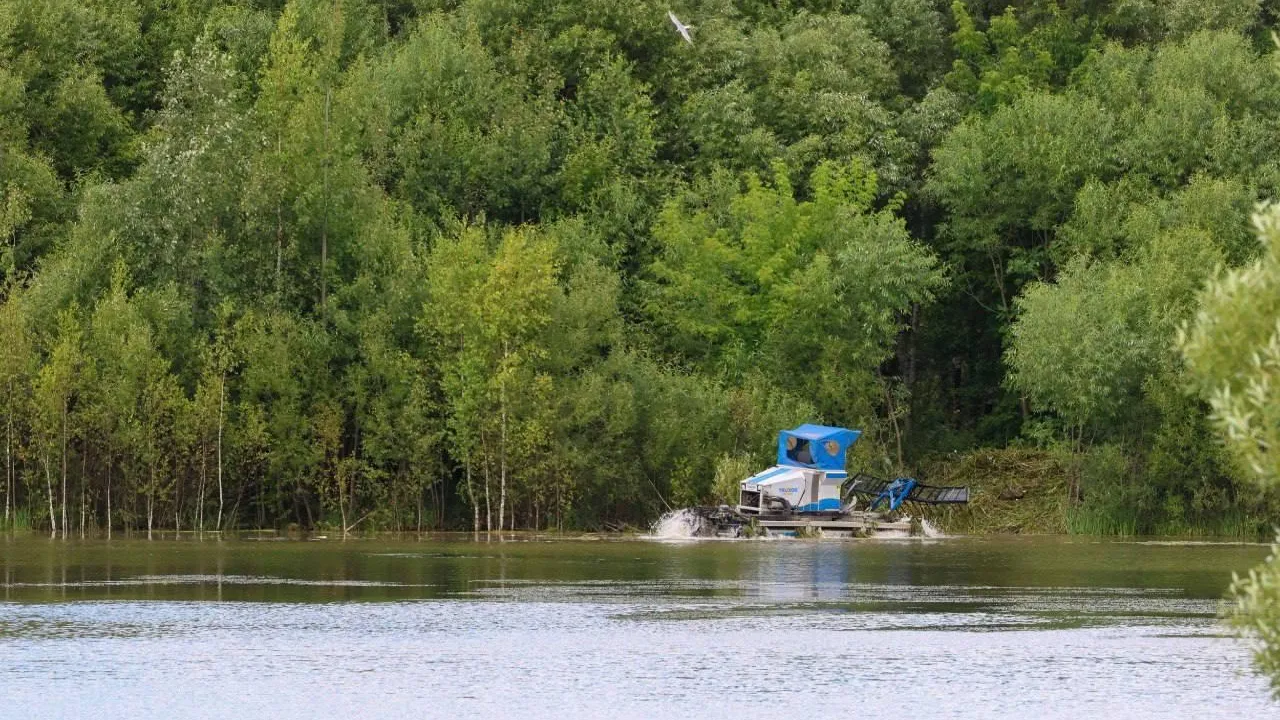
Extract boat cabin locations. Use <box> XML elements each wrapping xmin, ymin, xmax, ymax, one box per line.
<box><xmin>740</xmin><ymin>424</ymin><xmax>862</xmax><ymax>515</ymax></box>
<box><xmin>776</xmin><ymin>424</ymin><xmax>861</xmax><ymax>474</ymax></box>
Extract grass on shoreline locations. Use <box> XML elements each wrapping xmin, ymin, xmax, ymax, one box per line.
<box><xmin>915</xmin><ymin>447</ymin><xmax>1269</xmax><ymax>539</ymax></box>
<box><xmin>916</xmin><ymin>448</ymin><xmax>1073</xmax><ymax>535</ymax></box>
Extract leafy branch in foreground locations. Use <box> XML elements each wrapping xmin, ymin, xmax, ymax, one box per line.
<box><xmin>1184</xmin><ymin>203</ymin><xmax>1280</xmax><ymax>692</ymax></box>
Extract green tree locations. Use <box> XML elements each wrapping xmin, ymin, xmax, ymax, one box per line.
<box><xmin>32</xmin><ymin>306</ymin><xmax>83</xmax><ymax>537</ymax></box>
<box><xmin>1183</xmin><ymin>205</ymin><xmax>1280</xmax><ymax>485</ymax></box>
<box><xmin>0</xmin><ymin>287</ymin><xmax>34</xmax><ymax>528</ymax></box>
<box><xmin>83</xmin><ymin>268</ymin><xmax>165</xmax><ymax>536</ymax></box>
<box><xmin>346</xmin><ymin>15</ymin><xmax>560</xmax><ymax>224</ymax></box>
<box><xmin>424</xmin><ymin>224</ymin><xmax>561</xmax><ymax>533</ymax></box>
<box><xmin>648</xmin><ymin>160</ymin><xmax>945</xmax><ymax>433</ymax></box>
<box><xmin>1182</xmin><ymin>202</ymin><xmax>1280</xmax><ymax>694</ymax></box>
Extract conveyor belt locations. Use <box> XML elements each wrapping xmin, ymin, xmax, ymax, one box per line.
<box><xmin>844</xmin><ymin>473</ymin><xmax>969</xmax><ymax>509</ymax></box>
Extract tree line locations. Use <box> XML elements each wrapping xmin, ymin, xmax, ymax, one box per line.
<box><xmin>3</xmin><ymin>0</ymin><xmax>1280</xmax><ymax>536</ymax></box>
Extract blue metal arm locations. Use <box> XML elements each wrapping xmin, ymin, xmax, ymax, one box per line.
<box><xmin>869</xmin><ymin>477</ymin><xmax>917</xmax><ymax>512</ymax></box>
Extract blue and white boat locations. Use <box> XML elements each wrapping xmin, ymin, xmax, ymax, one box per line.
<box><xmin>692</xmin><ymin>424</ymin><xmax>969</xmax><ymax>537</ymax></box>
<box><xmin>738</xmin><ymin>424</ymin><xmax>859</xmax><ymax>515</ymax></box>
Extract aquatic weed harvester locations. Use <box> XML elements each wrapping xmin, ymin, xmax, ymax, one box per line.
<box><xmin>688</xmin><ymin>424</ymin><xmax>968</xmax><ymax>537</ymax></box>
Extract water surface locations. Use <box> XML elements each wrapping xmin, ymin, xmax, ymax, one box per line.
<box><xmin>1</xmin><ymin>534</ymin><xmax>1272</xmax><ymax>718</ymax></box>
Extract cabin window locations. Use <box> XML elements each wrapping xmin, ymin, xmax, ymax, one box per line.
<box><xmin>824</xmin><ymin>440</ymin><xmax>839</xmax><ymax>456</ymax></box>
<box><xmin>785</xmin><ymin>437</ymin><xmax>814</xmax><ymax>464</ymax></box>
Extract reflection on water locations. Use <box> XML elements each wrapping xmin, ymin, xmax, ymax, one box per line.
<box><xmin>0</xmin><ymin>535</ymin><xmax>1273</xmax><ymax>719</ymax></box>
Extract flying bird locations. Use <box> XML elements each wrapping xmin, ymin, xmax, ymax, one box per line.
<box><xmin>668</xmin><ymin>10</ymin><xmax>694</xmax><ymax>44</ymax></box>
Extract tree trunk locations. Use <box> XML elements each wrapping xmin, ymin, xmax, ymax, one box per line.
<box><xmin>338</xmin><ymin>459</ymin><xmax>348</xmax><ymax>540</ymax></box>
<box><xmin>467</xmin><ymin>456</ymin><xmax>478</xmax><ymax>542</ymax></box>
<box><xmin>883</xmin><ymin>380</ymin><xmax>904</xmax><ymax>470</ymax></box>
<box><xmin>197</xmin><ymin>437</ymin><xmax>206</xmax><ymax>536</ymax></box>
<box><xmin>5</xmin><ymin>411</ymin><xmax>10</xmax><ymax>529</ymax></box>
<box><xmin>482</xmin><ymin>439</ymin><xmax>492</xmax><ymax>539</ymax></box>
<box><xmin>320</xmin><ymin>89</ymin><xmax>331</xmax><ymax>312</ymax></box>
<box><xmin>80</xmin><ymin>445</ymin><xmax>86</xmax><ymax>538</ymax></box>
<box><xmin>989</xmin><ymin>250</ymin><xmax>1030</xmax><ymax>422</ymax></box>
<box><xmin>174</xmin><ymin>454</ymin><xmax>181</xmax><ymax>534</ymax></box>
<box><xmin>275</xmin><ymin>132</ymin><xmax>284</xmax><ymax>295</ymax></box>
<box><xmin>147</xmin><ymin>466</ymin><xmax>154</xmax><ymax>540</ymax></box>
<box><xmin>216</xmin><ymin>375</ymin><xmax>224</xmax><ymax>533</ymax></box>
<box><xmin>904</xmin><ymin>303</ymin><xmax>919</xmax><ymax>440</ymax></box>
<box><xmin>60</xmin><ymin>401</ymin><xmax>67</xmax><ymax>538</ymax></box>
<box><xmin>106</xmin><ymin>459</ymin><xmax>111</xmax><ymax>539</ymax></box>
<box><xmin>44</xmin><ymin>454</ymin><xmax>55</xmax><ymax>538</ymax></box>
<box><xmin>484</xmin><ymin>458</ymin><xmax>492</xmax><ymax>538</ymax></box>
<box><xmin>498</xmin><ymin>347</ymin><xmax>508</xmax><ymax>539</ymax></box>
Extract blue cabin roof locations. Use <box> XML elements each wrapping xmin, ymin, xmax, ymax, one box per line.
<box><xmin>776</xmin><ymin>424</ymin><xmax>861</xmax><ymax>471</ymax></box>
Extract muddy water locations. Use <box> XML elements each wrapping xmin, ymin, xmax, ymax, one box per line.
<box><xmin>0</xmin><ymin>534</ymin><xmax>1273</xmax><ymax>718</ymax></box>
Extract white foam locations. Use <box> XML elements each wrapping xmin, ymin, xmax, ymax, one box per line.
<box><xmin>650</xmin><ymin>509</ymin><xmax>703</xmax><ymax>539</ymax></box>
<box><xmin>874</xmin><ymin>516</ymin><xmax>946</xmax><ymax>540</ymax></box>
<box><xmin>647</xmin><ymin>509</ymin><xmax>947</xmax><ymax>540</ymax></box>
<box><xmin>919</xmin><ymin>518</ymin><xmax>945</xmax><ymax>538</ymax></box>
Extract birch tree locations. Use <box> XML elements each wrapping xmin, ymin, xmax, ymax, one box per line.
<box><xmin>0</xmin><ymin>288</ymin><xmax>33</xmax><ymax>529</ymax></box>
<box><xmin>33</xmin><ymin>307</ymin><xmax>82</xmax><ymax>537</ymax></box>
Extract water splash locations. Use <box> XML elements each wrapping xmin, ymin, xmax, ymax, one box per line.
<box><xmin>919</xmin><ymin>518</ymin><xmax>944</xmax><ymax>538</ymax></box>
<box><xmin>650</xmin><ymin>509</ymin><xmax>703</xmax><ymax>538</ymax></box>
<box><xmin>875</xmin><ymin>516</ymin><xmax>946</xmax><ymax>539</ymax></box>
<box><xmin>648</xmin><ymin>509</ymin><xmax>945</xmax><ymax>540</ymax></box>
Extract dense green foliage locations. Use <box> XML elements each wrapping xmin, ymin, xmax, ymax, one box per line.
<box><xmin>1183</xmin><ymin>203</ymin><xmax>1280</xmax><ymax>694</ymax></box>
<box><xmin>2</xmin><ymin>0</ymin><xmax>1280</xmax><ymax>535</ymax></box>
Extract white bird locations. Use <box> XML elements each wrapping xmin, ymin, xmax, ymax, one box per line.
<box><xmin>668</xmin><ymin>10</ymin><xmax>694</xmax><ymax>44</ymax></box>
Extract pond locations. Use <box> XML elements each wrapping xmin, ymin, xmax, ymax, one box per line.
<box><xmin>0</xmin><ymin>533</ymin><xmax>1273</xmax><ymax>718</ymax></box>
